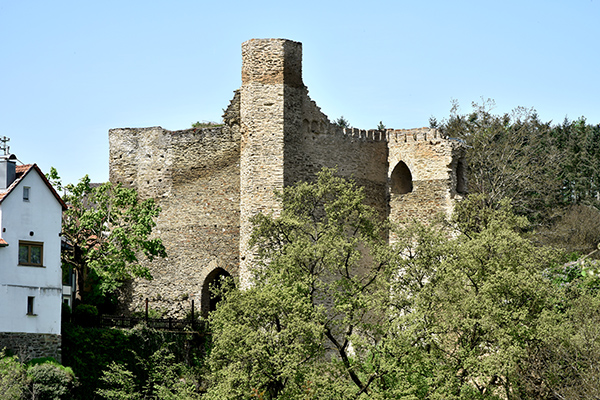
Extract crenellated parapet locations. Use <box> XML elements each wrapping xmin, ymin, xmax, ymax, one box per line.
<box><xmin>302</xmin><ymin>121</ymin><xmax>446</xmax><ymax>144</ymax></box>
<box><xmin>386</xmin><ymin>127</ymin><xmax>443</xmax><ymax>142</ymax></box>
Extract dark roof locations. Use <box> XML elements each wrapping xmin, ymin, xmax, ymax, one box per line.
<box><xmin>0</xmin><ymin>164</ymin><xmax>67</xmax><ymax>210</ymax></box>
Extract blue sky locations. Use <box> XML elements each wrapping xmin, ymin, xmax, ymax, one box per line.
<box><xmin>1</xmin><ymin>0</ymin><xmax>599</xmax><ymax>185</ymax></box>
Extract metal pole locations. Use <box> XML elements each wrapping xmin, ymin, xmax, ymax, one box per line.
<box><xmin>191</xmin><ymin>300</ymin><xmax>195</xmax><ymax>330</ymax></box>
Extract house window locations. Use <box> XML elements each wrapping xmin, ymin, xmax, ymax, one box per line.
<box><xmin>18</xmin><ymin>241</ymin><xmax>43</xmax><ymax>266</ymax></box>
<box><xmin>27</xmin><ymin>296</ymin><xmax>35</xmax><ymax>315</ymax></box>
<box><xmin>23</xmin><ymin>186</ymin><xmax>30</xmax><ymax>201</ymax></box>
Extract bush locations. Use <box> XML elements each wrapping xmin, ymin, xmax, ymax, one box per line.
<box><xmin>0</xmin><ymin>350</ymin><xmax>29</xmax><ymax>400</ymax></box>
<box><xmin>27</xmin><ymin>360</ymin><xmax>76</xmax><ymax>400</ymax></box>
<box><xmin>73</xmin><ymin>304</ymin><xmax>99</xmax><ymax>327</ymax></box>
<box><xmin>96</xmin><ymin>362</ymin><xmax>140</xmax><ymax>400</ymax></box>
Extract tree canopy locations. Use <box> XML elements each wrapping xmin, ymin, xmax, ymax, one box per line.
<box><xmin>203</xmin><ymin>169</ymin><xmax>589</xmax><ymax>399</ymax></box>
<box><xmin>433</xmin><ymin>99</ymin><xmax>600</xmax><ymax>255</ymax></box>
<box><xmin>206</xmin><ymin>169</ymin><xmax>395</xmax><ymax>398</ymax></box>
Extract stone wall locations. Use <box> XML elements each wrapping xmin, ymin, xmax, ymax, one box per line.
<box><xmin>0</xmin><ymin>332</ymin><xmax>61</xmax><ymax>362</ymax></box>
<box><xmin>109</xmin><ymin>96</ymin><xmax>241</xmax><ymax>317</ymax></box>
<box><xmin>388</xmin><ymin>128</ymin><xmax>466</xmax><ymax>240</ymax></box>
<box><xmin>290</xmin><ymin>119</ymin><xmax>389</xmax><ymax>217</ymax></box>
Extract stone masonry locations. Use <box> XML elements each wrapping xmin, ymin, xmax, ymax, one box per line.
<box><xmin>109</xmin><ymin>38</ymin><xmax>466</xmax><ymax>317</ymax></box>
<box><xmin>0</xmin><ymin>332</ymin><xmax>62</xmax><ymax>363</ymax></box>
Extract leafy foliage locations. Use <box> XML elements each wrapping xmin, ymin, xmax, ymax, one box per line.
<box><xmin>417</xmin><ymin>199</ymin><xmax>558</xmax><ymax>398</ymax></box>
<box><xmin>0</xmin><ymin>352</ymin><xmax>77</xmax><ymax>400</ymax></box>
<box><xmin>529</xmin><ymin>293</ymin><xmax>600</xmax><ymax>399</ymax></box>
<box><xmin>204</xmin><ymin>170</ymin><xmax>584</xmax><ymax>399</ymax></box>
<box><xmin>206</xmin><ymin>169</ymin><xmax>396</xmax><ymax>398</ymax></box>
<box><xmin>0</xmin><ymin>350</ymin><xmax>28</xmax><ymax>400</ymax></box>
<box><xmin>96</xmin><ymin>347</ymin><xmax>200</xmax><ymax>400</ymax></box>
<box><xmin>435</xmin><ymin>99</ymin><xmax>560</xmax><ymax>225</ymax></box>
<box><xmin>96</xmin><ymin>362</ymin><xmax>140</xmax><ymax>400</ymax></box>
<box><xmin>62</xmin><ymin>322</ymin><xmax>205</xmax><ymax>400</ymax></box>
<box><xmin>435</xmin><ymin>100</ymin><xmax>600</xmax><ymax>232</ymax></box>
<box><xmin>47</xmin><ymin>168</ymin><xmax>166</xmax><ymax>306</ymax></box>
<box><xmin>27</xmin><ymin>360</ymin><xmax>77</xmax><ymax>400</ymax></box>
<box><xmin>551</xmin><ymin>117</ymin><xmax>600</xmax><ymax>207</ymax></box>
<box><xmin>191</xmin><ymin>121</ymin><xmax>222</xmax><ymax>128</ymax></box>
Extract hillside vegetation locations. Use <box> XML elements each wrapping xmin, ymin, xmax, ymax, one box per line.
<box><xmin>3</xmin><ymin>103</ymin><xmax>600</xmax><ymax>399</ymax></box>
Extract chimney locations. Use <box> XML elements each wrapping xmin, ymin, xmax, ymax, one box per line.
<box><xmin>0</xmin><ymin>154</ymin><xmax>17</xmax><ymax>189</ymax></box>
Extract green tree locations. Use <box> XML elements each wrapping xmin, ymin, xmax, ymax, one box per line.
<box><xmin>206</xmin><ymin>169</ymin><xmax>397</xmax><ymax>398</ymax></box>
<box><xmin>205</xmin><ymin>170</ymin><xmax>577</xmax><ymax>399</ymax></box>
<box><xmin>334</xmin><ymin>116</ymin><xmax>350</xmax><ymax>128</ymax></box>
<box><xmin>427</xmin><ymin>198</ymin><xmax>558</xmax><ymax>398</ymax></box>
<box><xmin>519</xmin><ymin>243</ymin><xmax>600</xmax><ymax>399</ymax></box>
<box><xmin>96</xmin><ymin>362</ymin><xmax>140</xmax><ymax>400</ymax></box>
<box><xmin>435</xmin><ymin>99</ymin><xmax>561</xmax><ymax>226</ymax></box>
<box><xmin>47</xmin><ymin>169</ymin><xmax>166</xmax><ymax>306</ymax></box>
<box><xmin>551</xmin><ymin>117</ymin><xmax>600</xmax><ymax>207</ymax></box>
<box><xmin>0</xmin><ymin>351</ymin><xmax>29</xmax><ymax>400</ymax></box>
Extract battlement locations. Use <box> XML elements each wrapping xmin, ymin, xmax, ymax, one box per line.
<box><xmin>301</xmin><ymin>125</ymin><xmax>449</xmax><ymax>144</ymax></box>
<box><xmin>336</xmin><ymin>127</ymin><xmax>386</xmax><ymax>141</ymax></box>
<box><xmin>386</xmin><ymin>127</ymin><xmax>442</xmax><ymax>143</ymax></box>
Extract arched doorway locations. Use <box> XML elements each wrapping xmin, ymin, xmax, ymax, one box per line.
<box><xmin>201</xmin><ymin>268</ymin><xmax>233</xmax><ymax>316</ymax></box>
<box><xmin>390</xmin><ymin>161</ymin><xmax>413</xmax><ymax>194</ymax></box>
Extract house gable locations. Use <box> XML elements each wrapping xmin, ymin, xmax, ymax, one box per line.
<box><xmin>0</xmin><ymin>162</ymin><xmax>64</xmax><ymax>362</ymax></box>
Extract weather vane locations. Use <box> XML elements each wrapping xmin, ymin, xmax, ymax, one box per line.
<box><xmin>0</xmin><ymin>136</ymin><xmax>9</xmax><ymax>156</ymax></box>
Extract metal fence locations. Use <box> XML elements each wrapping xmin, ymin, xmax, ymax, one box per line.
<box><xmin>99</xmin><ymin>314</ymin><xmax>205</xmax><ymax>331</ymax></box>
<box><xmin>97</xmin><ymin>298</ymin><xmax>205</xmax><ymax>332</ymax></box>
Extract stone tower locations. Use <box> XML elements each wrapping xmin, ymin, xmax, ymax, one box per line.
<box><xmin>239</xmin><ymin>39</ymin><xmax>305</xmax><ymax>287</ymax></box>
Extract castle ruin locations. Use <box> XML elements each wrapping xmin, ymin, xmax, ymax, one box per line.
<box><xmin>109</xmin><ymin>39</ymin><xmax>466</xmax><ymax>317</ymax></box>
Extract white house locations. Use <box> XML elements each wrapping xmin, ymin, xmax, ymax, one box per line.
<box><xmin>0</xmin><ymin>154</ymin><xmax>66</xmax><ymax>362</ymax></box>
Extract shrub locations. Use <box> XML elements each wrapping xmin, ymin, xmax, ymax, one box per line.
<box><xmin>96</xmin><ymin>362</ymin><xmax>140</xmax><ymax>400</ymax></box>
<box><xmin>0</xmin><ymin>350</ymin><xmax>29</xmax><ymax>400</ymax></box>
<box><xmin>27</xmin><ymin>359</ymin><xmax>76</xmax><ymax>400</ymax></box>
<box><xmin>73</xmin><ymin>304</ymin><xmax>99</xmax><ymax>327</ymax></box>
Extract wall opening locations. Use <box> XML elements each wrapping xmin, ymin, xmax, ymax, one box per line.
<box><xmin>201</xmin><ymin>268</ymin><xmax>233</xmax><ymax>316</ymax></box>
<box><xmin>456</xmin><ymin>158</ymin><xmax>467</xmax><ymax>194</ymax></box>
<box><xmin>390</xmin><ymin>161</ymin><xmax>413</xmax><ymax>194</ymax></box>
<box><xmin>27</xmin><ymin>296</ymin><xmax>35</xmax><ymax>315</ymax></box>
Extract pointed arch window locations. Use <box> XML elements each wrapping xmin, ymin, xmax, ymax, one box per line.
<box><xmin>390</xmin><ymin>161</ymin><xmax>413</xmax><ymax>194</ymax></box>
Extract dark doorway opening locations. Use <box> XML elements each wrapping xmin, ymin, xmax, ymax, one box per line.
<box><xmin>390</xmin><ymin>161</ymin><xmax>413</xmax><ymax>194</ymax></box>
<box><xmin>201</xmin><ymin>268</ymin><xmax>233</xmax><ymax>315</ymax></box>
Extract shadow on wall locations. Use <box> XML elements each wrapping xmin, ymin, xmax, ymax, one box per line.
<box><xmin>456</xmin><ymin>158</ymin><xmax>467</xmax><ymax>194</ymax></box>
